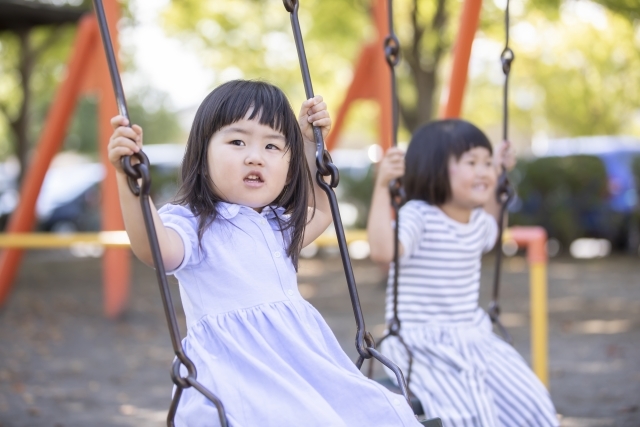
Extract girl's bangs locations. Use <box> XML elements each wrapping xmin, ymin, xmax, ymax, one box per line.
<box><xmin>213</xmin><ymin>81</ymin><xmax>296</xmax><ymax>145</ymax></box>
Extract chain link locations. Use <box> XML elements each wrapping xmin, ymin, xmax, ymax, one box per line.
<box><xmin>283</xmin><ymin>0</ymin><xmax>411</xmax><ymax>406</ymax></box>
<box><xmin>92</xmin><ymin>1</ymin><xmax>228</xmax><ymax>424</ymax></box>
<box><xmin>490</xmin><ymin>0</ymin><xmax>516</xmax><ymax>345</ymax></box>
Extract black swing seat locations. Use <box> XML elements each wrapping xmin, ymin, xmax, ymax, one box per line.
<box><xmin>374</xmin><ymin>378</ymin><xmax>443</xmax><ymax>427</ymax></box>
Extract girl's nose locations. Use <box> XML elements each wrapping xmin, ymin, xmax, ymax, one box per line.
<box><xmin>478</xmin><ymin>164</ymin><xmax>492</xmax><ymax>177</ymax></box>
<box><xmin>244</xmin><ymin>147</ymin><xmax>264</xmax><ymax>166</ymax></box>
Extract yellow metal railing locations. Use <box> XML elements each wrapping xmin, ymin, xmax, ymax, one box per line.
<box><xmin>0</xmin><ymin>227</ymin><xmax>548</xmax><ymax>386</ymax></box>
<box><xmin>0</xmin><ymin>231</ymin><xmax>130</xmax><ymax>248</ymax></box>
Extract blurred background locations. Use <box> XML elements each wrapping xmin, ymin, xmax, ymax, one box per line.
<box><xmin>2</xmin><ymin>0</ymin><xmax>640</xmax><ymax>254</ymax></box>
<box><xmin>0</xmin><ymin>0</ymin><xmax>639</xmax><ymax>426</ymax></box>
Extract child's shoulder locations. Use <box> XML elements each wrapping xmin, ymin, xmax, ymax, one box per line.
<box><xmin>158</xmin><ymin>203</ymin><xmax>194</xmax><ymax>216</ymax></box>
<box><xmin>402</xmin><ymin>199</ymin><xmax>437</xmax><ymax>215</ymax></box>
<box><xmin>471</xmin><ymin>207</ymin><xmax>494</xmax><ymax>221</ymax></box>
<box><xmin>471</xmin><ymin>207</ymin><xmax>498</xmax><ymax>228</ymax></box>
<box><xmin>157</xmin><ymin>202</ymin><xmax>238</xmax><ymax>221</ymax></box>
<box><xmin>158</xmin><ymin>203</ymin><xmax>195</xmax><ymax>218</ymax></box>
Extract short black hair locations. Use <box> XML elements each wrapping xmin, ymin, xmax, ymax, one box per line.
<box><xmin>404</xmin><ymin>119</ymin><xmax>493</xmax><ymax>205</ymax></box>
<box><xmin>175</xmin><ymin>80</ymin><xmax>312</xmax><ymax>269</ymax></box>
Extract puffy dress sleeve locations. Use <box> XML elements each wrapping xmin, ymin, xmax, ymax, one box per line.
<box><xmin>158</xmin><ymin>203</ymin><xmax>202</xmax><ymax>274</ymax></box>
<box><xmin>478</xmin><ymin>209</ymin><xmax>499</xmax><ymax>253</ymax></box>
<box><xmin>397</xmin><ymin>200</ymin><xmax>426</xmax><ymax>261</ymax></box>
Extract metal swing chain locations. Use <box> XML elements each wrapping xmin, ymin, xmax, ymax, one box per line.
<box><xmin>366</xmin><ymin>0</ymin><xmax>415</xmax><ymax>391</ymax></box>
<box><xmin>488</xmin><ymin>0</ymin><xmax>516</xmax><ymax>345</ymax></box>
<box><xmin>282</xmin><ymin>0</ymin><xmax>411</xmax><ymax>407</ymax></box>
<box><xmin>92</xmin><ymin>2</ymin><xmax>228</xmax><ymax>425</ymax></box>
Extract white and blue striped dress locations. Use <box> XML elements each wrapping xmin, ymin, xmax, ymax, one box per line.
<box><xmin>381</xmin><ymin>200</ymin><xmax>558</xmax><ymax>426</ymax></box>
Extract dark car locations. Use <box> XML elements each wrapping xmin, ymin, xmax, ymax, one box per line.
<box><xmin>0</xmin><ymin>144</ymin><xmax>185</xmax><ymax>233</ymax></box>
<box><xmin>36</xmin><ymin>162</ymin><xmax>104</xmax><ymax>233</ymax></box>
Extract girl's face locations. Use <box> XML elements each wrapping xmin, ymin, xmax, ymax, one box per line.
<box><xmin>448</xmin><ymin>146</ymin><xmax>496</xmax><ymax>209</ymax></box>
<box><xmin>207</xmin><ymin>114</ymin><xmax>291</xmax><ymax>212</ymax></box>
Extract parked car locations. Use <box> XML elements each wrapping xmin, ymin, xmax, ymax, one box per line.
<box><xmin>0</xmin><ymin>144</ymin><xmax>185</xmax><ymax>233</ymax></box>
<box><xmin>37</xmin><ymin>162</ymin><xmax>104</xmax><ymax>232</ymax></box>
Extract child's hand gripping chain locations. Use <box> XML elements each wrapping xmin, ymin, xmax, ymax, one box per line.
<box><xmin>298</xmin><ymin>95</ymin><xmax>334</xmax><ymax>247</ymax></box>
<box><xmin>368</xmin><ymin>147</ymin><xmax>406</xmax><ymax>263</ymax></box>
<box><xmin>495</xmin><ymin>140</ymin><xmax>516</xmax><ymax>173</ymax></box>
<box><xmin>108</xmin><ymin>115</ymin><xmax>189</xmax><ymax>273</ymax></box>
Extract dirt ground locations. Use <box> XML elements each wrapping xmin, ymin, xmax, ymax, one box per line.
<box><xmin>0</xmin><ymin>249</ymin><xmax>639</xmax><ymax>427</ymax></box>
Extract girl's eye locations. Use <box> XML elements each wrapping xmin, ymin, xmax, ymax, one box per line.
<box><xmin>230</xmin><ymin>140</ymin><xmax>245</xmax><ymax>146</ymax></box>
<box><xmin>266</xmin><ymin>143</ymin><xmax>280</xmax><ymax>150</ymax></box>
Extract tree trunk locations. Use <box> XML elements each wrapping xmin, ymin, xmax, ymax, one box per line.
<box><xmin>399</xmin><ymin>0</ymin><xmax>449</xmax><ymax>132</ymax></box>
<box><xmin>11</xmin><ymin>28</ymin><xmax>35</xmax><ymax>185</ymax></box>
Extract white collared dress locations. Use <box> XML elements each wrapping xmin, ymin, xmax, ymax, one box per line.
<box><xmin>158</xmin><ymin>202</ymin><xmax>422</xmax><ymax>427</ymax></box>
<box><xmin>381</xmin><ymin>200</ymin><xmax>558</xmax><ymax>427</ymax></box>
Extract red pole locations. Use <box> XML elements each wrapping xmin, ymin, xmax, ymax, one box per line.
<box><xmin>441</xmin><ymin>0</ymin><xmax>483</xmax><ymax>118</ymax></box>
<box><xmin>98</xmin><ymin>0</ymin><xmax>130</xmax><ymax>318</ymax></box>
<box><xmin>0</xmin><ymin>16</ymin><xmax>98</xmax><ymax>307</ymax></box>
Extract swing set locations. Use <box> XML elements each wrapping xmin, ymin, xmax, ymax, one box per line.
<box><xmin>0</xmin><ymin>0</ymin><xmax>550</xmax><ymax>423</ymax></box>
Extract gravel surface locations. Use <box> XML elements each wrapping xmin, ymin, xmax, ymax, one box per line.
<box><xmin>0</xmin><ymin>250</ymin><xmax>638</xmax><ymax>426</ymax></box>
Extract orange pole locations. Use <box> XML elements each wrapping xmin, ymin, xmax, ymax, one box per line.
<box><xmin>506</xmin><ymin>226</ymin><xmax>549</xmax><ymax>386</ymax></box>
<box><xmin>325</xmin><ymin>44</ymin><xmax>377</xmax><ymax>151</ymax></box>
<box><xmin>98</xmin><ymin>0</ymin><xmax>130</xmax><ymax>318</ymax></box>
<box><xmin>325</xmin><ymin>0</ymin><xmax>391</xmax><ymax>152</ymax></box>
<box><xmin>0</xmin><ymin>16</ymin><xmax>98</xmax><ymax>307</ymax></box>
<box><xmin>373</xmin><ymin>0</ymin><xmax>393</xmax><ymax>152</ymax></box>
<box><xmin>441</xmin><ymin>0</ymin><xmax>483</xmax><ymax>118</ymax></box>
<box><xmin>508</xmin><ymin>226</ymin><xmax>547</xmax><ymax>263</ymax></box>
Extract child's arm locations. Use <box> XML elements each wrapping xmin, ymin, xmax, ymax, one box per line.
<box><xmin>367</xmin><ymin>147</ymin><xmax>405</xmax><ymax>263</ymax></box>
<box><xmin>298</xmin><ymin>96</ymin><xmax>334</xmax><ymax>248</ymax></box>
<box><xmin>484</xmin><ymin>140</ymin><xmax>516</xmax><ymax>223</ymax></box>
<box><xmin>108</xmin><ymin>116</ymin><xmax>185</xmax><ymax>271</ymax></box>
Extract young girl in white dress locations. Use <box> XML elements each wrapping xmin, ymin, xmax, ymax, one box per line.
<box><xmin>368</xmin><ymin>119</ymin><xmax>558</xmax><ymax>426</ymax></box>
<box><xmin>108</xmin><ymin>80</ymin><xmax>423</xmax><ymax>426</ymax></box>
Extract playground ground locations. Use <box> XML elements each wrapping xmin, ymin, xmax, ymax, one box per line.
<box><xmin>0</xmin><ymin>249</ymin><xmax>639</xmax><ymax>427</ymax></box>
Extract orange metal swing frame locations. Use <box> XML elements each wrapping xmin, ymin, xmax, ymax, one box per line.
<box><xmin>0</xmin><ymin>0</ymin><xmax>129</xmax><ymax>318</ymax></box>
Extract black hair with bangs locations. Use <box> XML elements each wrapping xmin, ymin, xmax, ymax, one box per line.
<box><xmin>174</xmin><ymin>80</ymin><xmax>312</xmax><ymax>269</ymax></box>
<box><xmin>404</xmin><ymin>118</ymin><xmax>493</xmax><ymax>205</ymax></box>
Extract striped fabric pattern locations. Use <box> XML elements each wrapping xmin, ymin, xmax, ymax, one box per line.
<box><xmin>381</xmin><ymin>200</ymin><xmax>558</xmax><ymax>426</ymax></box>
<box><xmin>386</xmin><ymin>201</ymin><xmax>497</xmax><ymax>326</ymax></box>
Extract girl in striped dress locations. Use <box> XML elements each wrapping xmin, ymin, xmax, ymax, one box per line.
<box><xmin>368</xmin><ymin>119</ymin><xmax>558</xmax><ymax>426</ymax></box>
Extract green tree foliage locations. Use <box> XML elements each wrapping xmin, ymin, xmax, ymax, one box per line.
<box><xmin>509</xmin><ymin>155</ymin><xmax>633</xmax><ymax>249</ymax></box>
<box><xmin>60</xmin><ymin>88</ymin><xmax>183</xmax><ymax>157</ymax></box>
<box><xmin>530</xmin><ymin>0</ymin><xmax>640</xmax><ymax>21</ymax></box>
<box><xmin>0</xmin><ymin>25</ymin><xmax>77</xmax><ymax>170</ymax></box>
<box><xmin>161</xmin><ymin>0</ymin><xmax>371</xmax><ymax>109</ymax></box>
<box><xmin>161</xmin><ymin>0</ymin><xmax>464</xmax><ymax>137</ymax></box>
<box><xmin>465</xmin><ymin>1</ymin><xmax>640</xmax><ymax>142</ymax></box>
<box><xmin>0</xmin><ymin>0</ymin><xmax>182</xmax><ymax>176</ymax></box>
<box><xmin>162</xmin><ymin>0</ymin><xmax>639</xmax><ymax>145</ymax></box>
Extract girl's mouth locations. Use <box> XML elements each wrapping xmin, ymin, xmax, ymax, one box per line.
<box><xmin>244</xmin><ymin>173</ymin><xmax>264</xmax><ymax>186</ymax></box>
